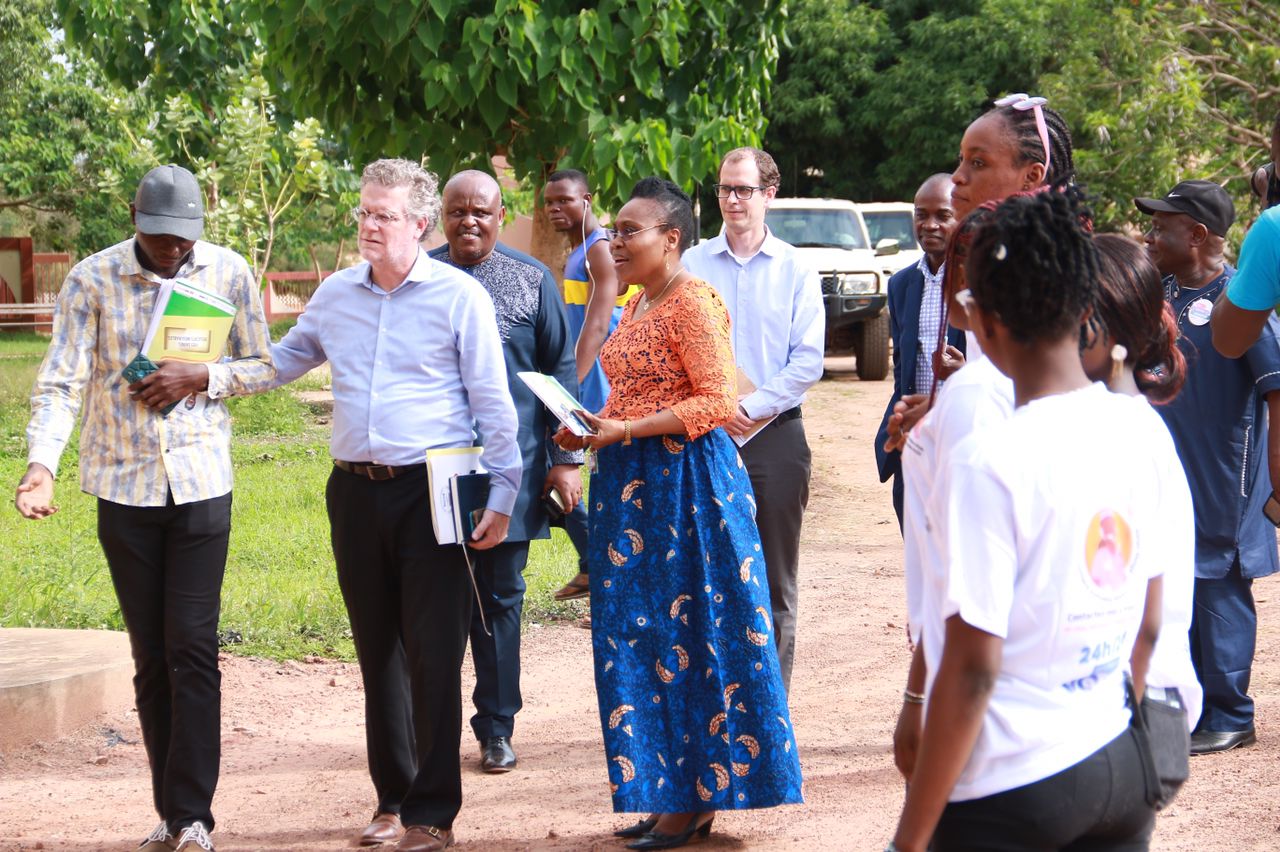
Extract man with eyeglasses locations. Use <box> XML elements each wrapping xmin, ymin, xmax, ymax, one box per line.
<box><xmin>683</xmin><ymin>146</ymin><xmax>824</xmax><ymax>691</ymax></box>
<box><xmin>428</xmin><ymin>170</ymin><xmax>582</xmax><ymax>776</ymax></box>
<box><xmin>270</xmin><ymin>159</ymin><xmax>521</xmax><ymax>852</ymax></box>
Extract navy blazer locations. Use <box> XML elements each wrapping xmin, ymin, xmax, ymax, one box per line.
<box><xmin>873</xmin><ymin>263</ymin><xmax>966</xmax><ymax>483</ymax></box>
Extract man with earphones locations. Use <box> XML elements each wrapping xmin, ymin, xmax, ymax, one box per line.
<box><xmin>543</xmin><ymin>170</ymin><xmax>638</xmax><ymax>602</ymax></box>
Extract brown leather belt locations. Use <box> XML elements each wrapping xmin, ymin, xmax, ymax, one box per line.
<box><xmin>333</xmin><ymin>460</ymin><xmax>420</xmax><ymax>481</ymax></box>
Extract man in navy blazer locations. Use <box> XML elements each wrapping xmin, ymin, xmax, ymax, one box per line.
<box><xmin>874</xmin><ymin>174</ymin><xmax>963</xmax><ymax>530</ymax></box>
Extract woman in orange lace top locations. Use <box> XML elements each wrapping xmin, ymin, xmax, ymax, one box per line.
<box><xmin>555</xmin><ymin>177</ymin><xmax>802</xmax><ymax>851</ymax></box>
<box><xmin>595</xmin><ymin>265</ymin><xmax>737</xmax><ymax>439</ymax></box>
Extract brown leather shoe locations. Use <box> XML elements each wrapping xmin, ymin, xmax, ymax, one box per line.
<box><xmin>359</xmin><ymin>813</ymin><xmax>404</xmax><ymax>846</ymax></box>
<box><xmin>397</xmin><ymin>826</ymin><xmax>455</xmax><ymax>851</ymax></box>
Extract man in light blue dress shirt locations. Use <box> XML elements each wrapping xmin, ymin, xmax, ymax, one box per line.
<box><xmin>270</xmin><ymin>159</ymin><xmax>521</xmax><ymax>852</ymax></box>
<box><xmin>683</xmin><ymin>147</ymin><xmax>825</xmax><ymax>691</ymax></box>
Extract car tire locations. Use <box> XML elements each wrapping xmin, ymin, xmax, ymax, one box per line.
<box><xmin>856</xmin><ymin>312</ymin><xmax>890</xmax><ymax>381</ymax></box>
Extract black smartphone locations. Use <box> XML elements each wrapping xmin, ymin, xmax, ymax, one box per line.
<box><xmin>540</xmin><ymin>489</ymin><xmax>566</xmax><ymax>519</ymax></box>
<box><xmin>1264</xmin><ymin>491</ymin><xmax>1280</xmax><ymax>527</ymax></box>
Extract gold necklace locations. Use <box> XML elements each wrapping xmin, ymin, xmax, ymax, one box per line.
<box><xmin>640</xmin><ymin>266</ymin><xmax>684</xmax><ymax>313</ymax></box>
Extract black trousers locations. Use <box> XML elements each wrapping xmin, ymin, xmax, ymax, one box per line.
<box><xmin>326</xmin><ymin>465</ymin><xmax>472</xmax><ymax>829</ymax></box>
<box><xmin>737</xmin><ymin>415</ymin><xmax>811</xmax><ymax>691</ymax></box>
<box><xmin>469</xmin><ymin>540</ymin><xmax>531</xmax><ymax>741</ymax></box>
<box><xmin>933</xmin><ymin>729</ymin><xmax>1155</xmax><ymax>851</ymax></box>
<box><xmin>97</xmin><ymin>493</ymin><xmax>232</xmax><ymax>833</ymax></box>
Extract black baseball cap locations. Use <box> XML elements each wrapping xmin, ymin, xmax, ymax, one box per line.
<box><xmin>1134</xmin><ymin>179</ymin><xmax>1234</xmax><ymax>237</ymax></box>
<box><xmin>134</xmin><ymin>165</ymin><xmax>205</xmax><ymax>241</ymax></box>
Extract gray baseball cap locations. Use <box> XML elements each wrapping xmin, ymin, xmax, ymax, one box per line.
<box><xmin>134</xmin><ymin>165</ymin><xmax>205</xmax><ymax>241</ymax></box>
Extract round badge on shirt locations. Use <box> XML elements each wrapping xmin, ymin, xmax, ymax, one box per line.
<box><xmin>1187</xmin><ymin>298</ymin><xmax>1213</xmax><ymax>326</ymax></box>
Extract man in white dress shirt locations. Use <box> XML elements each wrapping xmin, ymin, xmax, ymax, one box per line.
<box><xmin>270</xmin><ymin>159</ymin><xmax>521</xmax><ymax>852</ymax></box>
<box><xmin>683</xmin><ymin>147</ymin><xmax>825</xmax><ymax>691</ymax></box>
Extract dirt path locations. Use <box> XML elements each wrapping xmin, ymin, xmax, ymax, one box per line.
<box><xmin>1</xmin><ymin>364</ymin><xmax>1277</xmax><ymax>850</ymax></box>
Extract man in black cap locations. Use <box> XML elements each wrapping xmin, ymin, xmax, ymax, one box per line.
<box><xmin>15</xmin><ymin>164</ymin><xmax>276</xmax><ymax>850</ymax></box>
<box><xmin>1135</xmin><ymin>179</ymin><xmax>1280</xmax><ymax>754</ymax></box>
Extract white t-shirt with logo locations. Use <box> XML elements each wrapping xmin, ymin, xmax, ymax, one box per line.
<box><xmin>902</xmin><ymin>354</ymin><xmax>1014</xmax><ymax>643</ymax></box>
<box><xmin>922</xmin><ymin>383</ymin><xmax>1167</xmax><ymax>801</ymax></box>
<box><xmin>1136</xmin><ymin>399</ymin><xmax>1202</xmax><ymax>730</ymax></box>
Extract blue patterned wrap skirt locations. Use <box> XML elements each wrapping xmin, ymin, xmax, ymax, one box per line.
<box><xmin>589</xmin><ymin>429</ymin><xmax>804</xmax><ymax>812</ymax></box>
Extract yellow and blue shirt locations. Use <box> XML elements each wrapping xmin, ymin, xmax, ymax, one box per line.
<box><xmin>563</xmin><ymin>227</ymin><xmax>640</xmax><ymax>411</ymax></box>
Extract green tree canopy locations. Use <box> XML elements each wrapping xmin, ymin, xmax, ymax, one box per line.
<box><xmin>0</xmin><ymin>0</ymin><xmax>144</xmax><ymax>252</ymax></box>
<box><xmin>259</xmin><ymin>0</ymin><xmax>782</xmax><ymax>211</ymax></box>
<box><xmin>765</xmin><ymin>0</ymin><xmax>1063</xmax><ymax>201</ymax></box>
<box><xmin>765</xmin><ymin>0</ymin><xmax>1280</xmax><ymax>243</ymax></box>
<box><xmin>58</xmin><ymin>0</ymin><xmax>785</xmax><ymax>215</ymax></box>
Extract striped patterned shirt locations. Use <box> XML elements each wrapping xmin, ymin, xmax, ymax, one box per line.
<box><xmin>26</xmin><ymin>238</ymin><xmax>276</xmax><ymax>506</ymax></box>
<box><xmin>914</xmin><ymin>256</ymin><xmax>946</xmax><ymax>394</ymax></box>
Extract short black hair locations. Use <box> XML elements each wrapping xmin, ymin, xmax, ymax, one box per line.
<box><xmin>987</xmin><ymin>102</ymin><xmax>1076</xmax><ymax>187</ymax></box>
<box><xmin>629</xmin><ymin>177</ymin><xmax>695</xmax><ymax>252</ymax></box>
<box><xmin>546</xmin><ymin>169</ymin><xmax>589</xmax><ymax>192</ymax></box>
<box><xmin>967</xmin><ymin>189</ymin><xmax>1098</xmax><ymax>345</ymax></box>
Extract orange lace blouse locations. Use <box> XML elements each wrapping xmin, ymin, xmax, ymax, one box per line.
<box><xmin>599</xmin><ymin>277</ymin><xmax>737</xmax><ymax>441</ymax></box>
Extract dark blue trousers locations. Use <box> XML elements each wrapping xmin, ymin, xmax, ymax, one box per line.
<box><xmin>891</xmin><ymin>469</ymin><xmax>905</xmax><ymax>534</ymax></box>
<box><xmin>469</xmin><ymin>540</ymin><xmax>531</xmax><ymax>741</ymax></box>
<box><xmin>557</xmin><ymin>497</ymin><xmax>590</xmax><ymax>574</ymax></box>
<box><xmin>1190</xmin><ymin>560</ymin><xmax>1257</xmax><ymax>732</ymax></box>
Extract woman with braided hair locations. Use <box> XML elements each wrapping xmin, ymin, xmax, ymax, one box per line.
<box><xmin>889</xmin><ymin>97</ymin><xmax>1081</xmax><ymax>792</ymax></box>
<box><xmin>889</xmin><ymin>190</ymin><xmax>1173</xmax><ymax>852</ymax></box>
<box><xmin>951</xmin><ymin>93</ymin><xmax>1075</xmax><ymax>220</ymax></box>
<box><xmin>884</xmin><ymin>94</ymin><xmax>1076</xmax><ymax>446</ymax></box>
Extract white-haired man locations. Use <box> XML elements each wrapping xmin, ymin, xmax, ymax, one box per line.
<box><xmin>271</xmin><ymin>159</ymin><xmax>521</xmax><ymax>851</ymax></box>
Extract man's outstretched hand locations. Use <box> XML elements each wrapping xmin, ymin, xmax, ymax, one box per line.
<box><xmin>15</xmin><ymin>462</ymin><xmax>57</xmax><ymax>519</ymax></box>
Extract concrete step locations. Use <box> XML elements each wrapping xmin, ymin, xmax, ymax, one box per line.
<box><xmin>0</xmin><ymin>627</ymin><xmax>133</xmax><ymax>753</ymax></box>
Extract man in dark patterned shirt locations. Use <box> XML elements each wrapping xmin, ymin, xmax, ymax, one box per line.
<box><xmin>430</xmin><ymin>170</ymin><xmax>583</xmax><ymax>774</ymax></box>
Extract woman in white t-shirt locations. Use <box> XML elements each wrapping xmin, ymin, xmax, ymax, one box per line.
<box><xmin>1083</xmin><ymin>233</ymin><xmax>1200</xmax><ymax>735</ymax></box>
<box><xmin>890</xmin><ymin>192</ymin><xmax>1164</xmax><ymax>852</ymax></box>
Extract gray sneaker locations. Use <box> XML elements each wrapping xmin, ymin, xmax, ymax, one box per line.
<box><xmin>174</xmin><ymin>821</ymin><xmax>215</xmax><ymax>851</ymax></box>
<box><xmin>138</xmin><ymin>822</ymin><xmax>175</xmax><ymax>850</ymax></box>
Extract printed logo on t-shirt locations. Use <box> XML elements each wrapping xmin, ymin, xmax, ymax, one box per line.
<box><xmin>1083</xmin><ymin>509</ymin><xmax>1135</xmax><ymax>596</ymax></box>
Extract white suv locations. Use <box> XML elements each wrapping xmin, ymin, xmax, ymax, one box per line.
<box><xmin>764</xmin><ymin>198</ymin><xmax>901</xmax><ymax>380</ymax></box>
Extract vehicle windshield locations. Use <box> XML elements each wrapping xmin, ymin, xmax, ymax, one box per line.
<box><xmin>765</xmin><ymin>209</ymin><xmax>867</xmax><ymax>249</ymax></box>
<box><xmin>862</xmin><ymin>210</ymin><xmax>919</xmax><ymax>250</ymax></box>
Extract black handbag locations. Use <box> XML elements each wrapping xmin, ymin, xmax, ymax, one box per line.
<box><xmin>1125</xmin><ymin>674</ymin><xmax>1190</xmax><ymax>810</ymax></box>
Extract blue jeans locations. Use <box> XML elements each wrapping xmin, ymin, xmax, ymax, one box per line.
<box><xmin>1190</xmin><ymin>559</ymin><xmax>1257</xmax><ymax>731</ymax></box>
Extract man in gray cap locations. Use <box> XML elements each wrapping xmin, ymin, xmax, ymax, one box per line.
<box><xmin>14</xmin><ymin>164</ymin><xmax>276</xmax><ymax>850</ymax></box>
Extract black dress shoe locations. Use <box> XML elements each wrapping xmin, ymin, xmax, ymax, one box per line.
<box><xmin>614</xmin><ymin>815</ymin><xmax>659</xmax><ymax>839</ymax></box>
<box><xmin>1190</xmin><ymin>726</ymin><xmax>1256</xmax><ymax>755</ymax></box>
<box><xmin>626</xmin><ymin>815</ymin><xmax>714</xmax><ymax>850</ymax></box>
<box><xmin>480</xmin><ymin>736</ymin><xmax>517</xmax><ymax>772</ymax></box>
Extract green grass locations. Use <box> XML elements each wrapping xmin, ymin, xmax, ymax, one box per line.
<box><xmin>0</xmin><ymin>332</ymin><xmax>50</xmax><ymax>357</ymax></box>
<box><xmin>0</xmin><ymin>353</ymin><xmax>587</xmax><ymax>660</ymax></box>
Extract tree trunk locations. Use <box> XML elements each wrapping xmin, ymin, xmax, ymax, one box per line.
<box><xmin>530</xmin><ymin>204</ymin><xmax>570</xmax><ymax>298</ymax></box>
